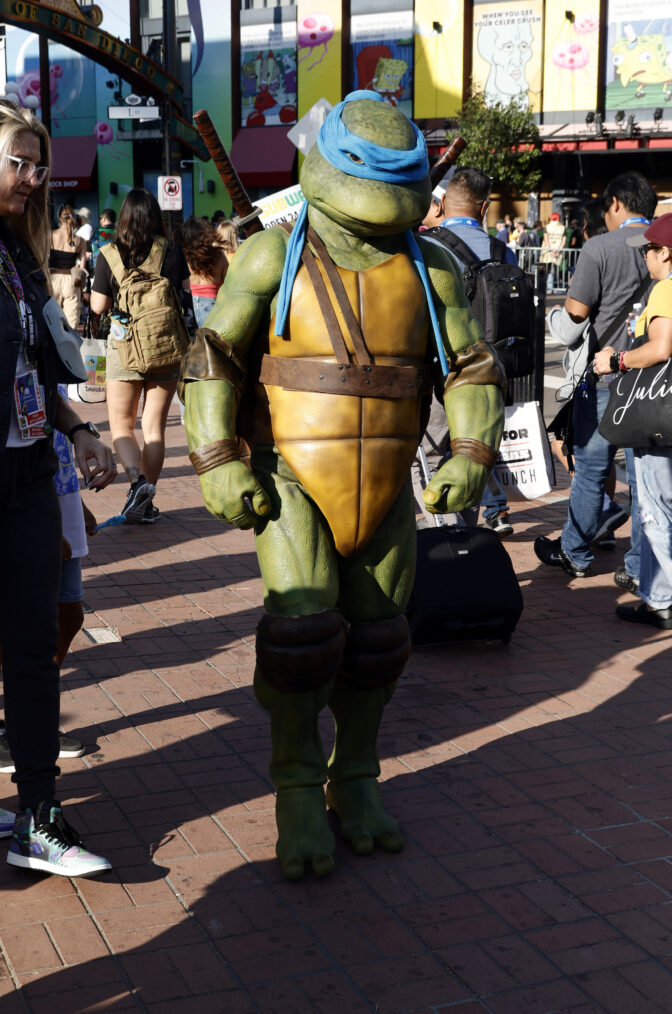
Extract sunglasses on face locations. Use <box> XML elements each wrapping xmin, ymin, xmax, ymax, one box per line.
<box><xmin>5</xmin><ymin>154</ymin><xmax>49</xmax><ymax>185</ymax></box>
<box><xmin>640</xmin><ymin>243</ymin><xmax>662</xmax><ymax>258</ymax></box>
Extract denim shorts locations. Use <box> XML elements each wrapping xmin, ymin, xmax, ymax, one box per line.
<box><xmin>59</xmin><ymin>557</ymin><xmax>83</xmax><ymax>603</ymax></box>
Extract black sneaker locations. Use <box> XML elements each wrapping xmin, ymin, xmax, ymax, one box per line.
<box><xmin>591</xmin><ymin>503</ymin><xmax>629</xmax><ymax>546</ymax></box>
<box><xmin>141</xmin><ymin>503</ymin><xmax>160</xmax><ymax>524</ymax></box>
<box><xmin>614</xmin><ymin>565</ymin><xmax>639</xmax><ymax>594</ymax></box>
<box><xmin>484</xmin><ymin>512</ymin><xmax>513</xmax><ymax>538</ymax></box>
<box><xmin>0</xmin><ymin>731</ymin><xmax>84</xmax><ymax>774</ymax></box>
<box><xmin>7</xmin><ymin>801</ymin><xmax>111</xmax><ymax>878</ymax></box>
<box><xmin>534</xmin><ymin>536</ymin><xmax>592</xmax><ymax>578</ymax></box>
<box><xmin>121</xmin><ymin>476</ymin><xmax>156</xmax><ymax>524</ymax></box>
<box><xmin>616</xmin><ymin>603</ymin><xmax>672</xmax><ymax>630</ymax></box>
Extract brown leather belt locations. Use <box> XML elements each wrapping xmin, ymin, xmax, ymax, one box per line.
<box><xmin>259</xmin><ymin>354</ymin><xmax>433</xmax><ymax>399</ymax></box>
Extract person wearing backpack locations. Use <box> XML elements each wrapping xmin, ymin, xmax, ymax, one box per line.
<box><xmin>90</xmin><ymin>189</ymin><xmax>190</xmax><ymax>523</ymax></box>
<box><xmin>421</xmin><ymin>166</ymin><xmax>526</xmax><ymax>537</ymax></box>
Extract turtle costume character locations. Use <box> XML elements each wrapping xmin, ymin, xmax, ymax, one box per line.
<box><xmin>182</xmin><ymin>92</ymin><xmax>505</xmax><ymax>880</ymax></box>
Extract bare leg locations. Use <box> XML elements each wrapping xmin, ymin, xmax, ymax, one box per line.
<box><xmin>139</xmin><ymin>380</ymin><xmax>178</xmax><ymax>485</ymax></box>
<box><xmin>106</xmin><ymin>379</ymin><xmax>144</xmax><ymax>483</ymax></box>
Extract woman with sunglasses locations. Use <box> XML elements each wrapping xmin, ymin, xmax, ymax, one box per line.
<box><xmin>594</xmin><ymin>214</ymin><xmax>672</xmax><ymax>629</ymax></box>
<box><xmin>0</xmin><ymin>99</ymin><xmax>116</xmax><ymax>876</ymax></box>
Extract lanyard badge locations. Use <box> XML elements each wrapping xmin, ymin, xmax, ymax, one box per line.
<box><xmin>14</xmin><ymin>367</ymin><xmax>47</xmax><ymax>439</ymax></box>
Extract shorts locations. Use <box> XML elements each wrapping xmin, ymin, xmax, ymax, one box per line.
<box><xmin>59</xmin><ymin>557</ymin><xmax>83</xmax><ymax>603</ymax></box>
<box><xmin>105</xmin><ymin>341</ymin><xmax>180</xmax><ymax>383</ymax></box>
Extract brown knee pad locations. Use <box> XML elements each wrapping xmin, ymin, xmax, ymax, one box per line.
<box><xmin>339</xmin><ymin>614</ymin><xmax>411</xmax><ymax>690</ymax></box>
<box><xmin>256</xmin><ymin>609</ymin><xmax>346</xmax><ymax>693</ymax></box>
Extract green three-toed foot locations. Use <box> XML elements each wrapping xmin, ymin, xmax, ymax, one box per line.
<box><xmin>326</xmin><ymin>777</ymin><xmax>405</xmax><ymax>856</ymax></box>
<box><xmin>275</xmin><ymin>786</ymin><xmax>335</xmax><ymax>880</ymax></box>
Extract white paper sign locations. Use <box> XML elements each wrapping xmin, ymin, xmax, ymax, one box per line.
<box><xmin>493</xmin><ymin>401</ymin><xmax>553</xmax><ymax>501</ymax></box>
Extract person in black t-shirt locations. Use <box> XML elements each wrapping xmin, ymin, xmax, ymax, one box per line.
<box><xmin>90</xmin><ymin>189</ymin><xmax>190</xmax><ymax>523</ymax></box>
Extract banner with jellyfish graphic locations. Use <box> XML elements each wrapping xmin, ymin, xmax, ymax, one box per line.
<box><xmin>542</xmin><ymin>5</ymin><xmax>600</xmax><ymax>117</ymax></box>
<box><xmin>350</xmin><ymin>10</ymin><xmax>414</xmax><ymax>120</ymax></box>
<box><xmin>240</xmin><ymin>17</ymin><xmax>298</xmax><ymax>128</ymax></box>
<box><xmin>472</xmin><ymin>1</ymin><xmax>544</xmax><ymax>114</ymax></box>
<box><xmin>605</xmin><ymin>0</ymin><xmax>672</xmax><ymax>114</ymax></box>
<box><xmin>414</xmin><ymin>0</ymin><xmax>465</xmax><ymax>119</ymax></box>
<box><xmin>296</xmin><ymin>0</ymin><xmax>342</xmax><ymax>120</ymax></box>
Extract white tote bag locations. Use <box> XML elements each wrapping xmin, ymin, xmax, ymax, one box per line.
<box><xmin>72</xmin><ymin>334</ymin><xmax>107</xmax><ymax>404</ymax></box>
<box><xmin>492</xmin><ymin>400</ymin><xmax>554</xmax><ymax>501</ymax></box>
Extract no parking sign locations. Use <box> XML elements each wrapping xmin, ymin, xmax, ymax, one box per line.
<box><xmin>158</xmin><ymin>175</ymin><xmax>182</xmax><ymax>211</ymax></box>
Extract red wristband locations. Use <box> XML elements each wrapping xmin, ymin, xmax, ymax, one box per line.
<box><xmin>619</xmin><ymin>351</ymin><xmax>629</xmax><ymax>372</ymax></box>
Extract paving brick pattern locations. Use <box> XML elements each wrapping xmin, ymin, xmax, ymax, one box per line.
<box><xmin>2</xmin><ymin>403</ymin><xmax>672</xmax><ymax>1013</ymax></box>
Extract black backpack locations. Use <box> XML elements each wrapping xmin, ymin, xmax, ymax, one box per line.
<box><xmin>427</xmin><ymin>228</ymin><xmax>535</xmax><ymax>379</ymax></box>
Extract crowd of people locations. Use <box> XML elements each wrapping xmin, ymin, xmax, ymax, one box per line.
<box><xmin>0</xmin><ymin>84</ymin><xmax>670</xmax><ymax>881</ymax></box>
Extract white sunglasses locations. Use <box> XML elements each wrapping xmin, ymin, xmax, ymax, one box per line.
<box><xmin>5</xmin><ymin>154</ymin><xmax>49</xmax><ymax>185</ymax></box>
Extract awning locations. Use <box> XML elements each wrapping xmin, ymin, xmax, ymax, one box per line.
<box><xmin>229</xmin><ymin>126</ymin><xmax>296</xmax><ymax>188</ymax></box>
<box><xmin>50</xmin><ymin>137</ymin><xmax>98</xmax><ymax>191</ymax></box>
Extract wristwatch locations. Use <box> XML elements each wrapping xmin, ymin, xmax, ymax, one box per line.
<box><xmin>68</xmin><ymin>421</ymin><xmax>100</xmax><ymax>442</ymax></box>
<box><xmin>609</xmin><ymin>351</ymin><xmax>620</xmax><ymax>373</ymax></box>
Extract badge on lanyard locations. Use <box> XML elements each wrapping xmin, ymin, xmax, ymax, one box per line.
<box><xmin>14</xmin><ymin>368</ymin><xmax>47</xmax><ymax>439</ymax></box>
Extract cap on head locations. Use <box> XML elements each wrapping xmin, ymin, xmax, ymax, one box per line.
<box><xmin>626</xmin><ymin>213</ymin><xmax>672</xmax><ymax>248</ymax></box>
<box><xmin>550</xmin><ymin>212</ymin><xmax>561</xmax><ymax>222</ymax></box>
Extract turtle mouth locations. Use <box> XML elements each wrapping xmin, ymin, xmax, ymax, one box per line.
<box><xmin>310</xmin><ymin>192</ymin><xmax>423</xmax><ymax>234</ymax></box>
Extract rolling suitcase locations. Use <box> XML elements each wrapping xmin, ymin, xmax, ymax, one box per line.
<box><xmin>406</xmin><ymin>448</ymin><xmax>524</xmax><ymax>645</ymax></box>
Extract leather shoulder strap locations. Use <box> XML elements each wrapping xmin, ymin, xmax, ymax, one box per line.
<box><xmin>306</xmin><ymin>227</ymin><xmax>373</xmax><ymax>365</ymax></box>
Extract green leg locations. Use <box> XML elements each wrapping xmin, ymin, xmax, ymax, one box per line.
<box><xmin>254</xmin><ymin>670</ymin><xmax>336</xmax><ymax>880</ymax></box>
<box><xmin>326</xmin><ymin>680</ymin><xmax>404</xmax><ymax>855</ymax></box>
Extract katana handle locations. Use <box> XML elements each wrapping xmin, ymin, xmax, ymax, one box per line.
<box><xmin>193</xmin><ymin>109</ymin><xmax>264</xmax><ymax>235</ymax></box>
<box><xmin>429</xmin><ymin>136</ymin><xmax>466</xmax><ymax>188</ymax></box>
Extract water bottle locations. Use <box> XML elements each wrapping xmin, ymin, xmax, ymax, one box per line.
<box><xmin>628</xmin><ymin>302</ymin><xmax>642</xmax><ymax>341</ymax></box>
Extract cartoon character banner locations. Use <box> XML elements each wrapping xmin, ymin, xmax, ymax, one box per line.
<box><xmin>351</xmin><ymin>11</ymin><xmax>413</xmax><ymax>119</ymax></box>
<box><xmin>240</xmin><ymin>20</ymin><xmax>298</xmax><ymax>128</ymax></box>
<box><xmin>606</xmin><ymin>0</ymin><xmax>672</xmax><ymax>112</ymax></box>
<box><xmin>542</xmin><ymin>6</ymin><xmax>600</xmax><ymax>115</ymax></box>
<box><xmin>414</xmin><ymin>0</ymin><xmax>464</xmax><ymax>118</ymax></box>
<box><xmin>297</xmin><ymin>0</ymin><xmax>342</xmax><ymax>120</ymax></box>
<box><xmin>472</xmin><ymin>1</ymin><xmax>543</xmax><ymax>113</ymax></box>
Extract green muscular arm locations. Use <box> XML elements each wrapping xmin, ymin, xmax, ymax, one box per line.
<box><xmin>417</xmin><ymin>236</ymin><xmax>505</xmax><ymax>514</ymax></box>
<box><xmin>184</xmin><ymin>227</ymin><xmax>288</xmax><ymax>529</ymax></box>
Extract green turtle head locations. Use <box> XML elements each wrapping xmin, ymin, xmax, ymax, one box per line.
<box><xmin>300</xmin><ymin>98</ymin><xmax>432</xmax><ymax>237</ymax></box>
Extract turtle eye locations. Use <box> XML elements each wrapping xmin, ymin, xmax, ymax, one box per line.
<box><xmin>346</xmin><ymin>152</ymin><xmax>364</xmax><ymax>164</ymax></box>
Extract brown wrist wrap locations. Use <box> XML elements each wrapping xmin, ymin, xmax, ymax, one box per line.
<box><xmin>450</xmin><ymin>437</ymin><xmax>498</xmax><ymax>469</ymax></box>
<box><xmin>189</xmin><ymin>438</ymin><xmax>241</xmax><ymax>475</ymax></box>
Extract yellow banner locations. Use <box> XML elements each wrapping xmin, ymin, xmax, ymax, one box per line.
<box><xmin>297</xmin><ymin>1</ymin><xmax>342</xmax><ymax>118</ymax></box>
<box><xmin>472</xmin><ymin>1</ymin><xmax>543</xmax><ymax>113</ymax></box>
<box><xmin>543</xmin><ymin>6</ymin><xmax>600</xmax><ymax>113</ymax></box>
<box><xmin>414</xmin><ymin>0</ymin><xmax>464</xmax><ymax>118</ymax></box>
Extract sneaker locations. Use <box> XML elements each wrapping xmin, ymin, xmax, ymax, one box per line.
<box><xmin>0</xmin><ymin>732</ymin><xmax>85</xmax><ymax>774</ymax></box>
<box><xmin>595</xmin><ymin>532</ymin><xmax>616</xmax><ymax>550</ymax></box>
<box><xmin>534</xmin><ymin>535</ymin><xmax>592</xmax><ymax>578</ymax></box>
<box><xmin>0</xmin><ymin>808</ymin><xmax>15</xmax><ymax>838</ymax></box>
<box><xmin>484</xmin><ymin>512</ymin><xmax>513</xmax><ymax>538</ymax></box>
<box><xmin>591</xmin><ymin>503</ymin><xmax>629</xmax><ymax>546</ymax></box>
<box><xmin>7</xmin><ymin>801</ymin><xmax>111</xmax><ymax>878</ymax></box>
<box><xmin>121</xmin><ymin>476</ymin><xmax>156</xmax><ymax>524</ymax></box>
<box><xmin>141</xmin><ymin>503</ymin><xmax>160</xmax><ymax>524</ymax></box>
<box><xmin>614</xmin><ymin>565</ymin><xmax>640</xmax><ymax>594</ymax></box>
<box><xmin>616</xmin><ymin>603</ymin><xmax>672</xmax><ymax>630</ymax></box>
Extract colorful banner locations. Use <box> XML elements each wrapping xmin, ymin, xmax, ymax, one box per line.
<box><xmin>257</xmin><ymin>183</ymin><xmax>305</xmax><ymax>227</ymax></box>
<box><xmin>606</xmin><ymin>0</ymin><xmax>672</xmax><ymax>113</ymax></box>
<box><xmin>191</xmin><ymin>0</ymin><xmax>233</xmax><ymax>217</ymax></box>
<box><xmin>240</xmin><ymin>19</ymin><xmax>297</xmax><ymax>128</ymax></box>
<box><xmin>351</xmin><ymin>11</ymin><xmax>413</xmax><ymax>119</ymax></box>
<box><xmin>542</xmin><ymin>7</ymin><xmax>600</xmax><ymax>114</ymax></box>
<box><xmin>414</xmin><ymin>0</ymin><xmax>464</xmax><ymax>118</ymax></box>
<box><xmin>472</xmin><ymin>1</ymin><xmax>543</xmax><ymax>113</ymax></box>
<box><xmin>297</xmin><ymin>0</ymin><xmax>342</xmax><ymax>120</ymax></box>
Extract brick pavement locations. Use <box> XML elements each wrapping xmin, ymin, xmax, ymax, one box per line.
<box><xmin>2</xmin><ymin>401</ymin><xmax>672</xmax><ymax>1013</ymax></box>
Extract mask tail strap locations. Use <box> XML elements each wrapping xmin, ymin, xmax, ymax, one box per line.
<box><xmin>404</xmin><ymin>230</ymin><xmax>449</xmax><ymax>378</ymax></box>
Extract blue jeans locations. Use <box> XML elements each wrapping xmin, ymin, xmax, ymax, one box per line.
<box><xmin>634</xmin><ymin>448</ymin><xmax>672</xmax><ymax>609</ymax></box>
<box><xmin>623</xmin><ymin>446</ymin><xmax>641</xmax><ymax>580</ymax></box>
<box><xmin>562</xmin><ymin>383</ymin><xmax>617</xmax><ymax>569</ymax></box>
<box><xmin>481</xmin><ymin>472</ymin><xmax>508</xmax><ymax>521</ymax></box>
<box><xmin>192</xmin><ymin>294</ymin><xmax>217</xmax><ymax>329</ymax></box>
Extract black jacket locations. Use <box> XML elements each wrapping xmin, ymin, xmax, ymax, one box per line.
<box><xmin>0</xmin><ymin>221</ymin><xmax>81</xmax><ymax>454</ymax></box>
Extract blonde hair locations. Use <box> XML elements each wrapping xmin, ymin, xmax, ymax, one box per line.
<box><xmin>57</xmin><ymin>203</ymin><xmax>77</xmax><ymax>246</ymax></box>
<box><xmin>215</xmin><ymin>220</ymin><xmax>239</xmax><ymax>254</ymax></box>
<box><xmin>0</xmin><ymin>100</ymin><xmax>51</xmax><ymax>272</ymax></box>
